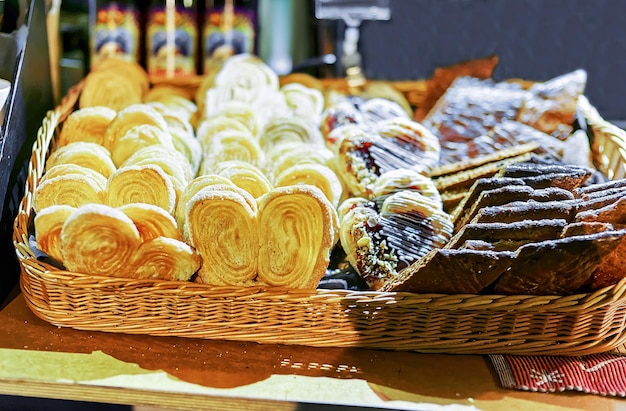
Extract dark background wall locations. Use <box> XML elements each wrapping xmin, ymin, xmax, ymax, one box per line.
<box><xmin>357</xmin><ymin>0</ymin><xmax>626</xmax><ymax>120</ymax></box>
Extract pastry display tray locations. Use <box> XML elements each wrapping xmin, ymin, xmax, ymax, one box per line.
<box><xmin>13</xmin><ymin>79</ymin><xmax>626</xmax><ymax>356</ymax></box>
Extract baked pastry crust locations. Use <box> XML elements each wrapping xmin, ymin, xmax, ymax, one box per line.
<box><xmin>118</xmin><ymin>202</ymin><xmax>182</xmax><ymax>242</ymax></box>
<box><xmin>106</xmin><ymin>164</ymin><xmax>177</xmax><ymax>214</ymax></box>
<box><xmin>58</xmin><ymin>106</ymin><xmax>117</xmax><ymax>147</ymax></box>
<box><xmin>257</xmin><ymin>185</ymin><xmax>339</xmax><ymax>289</ymax></box>
<box><xmin>186</xmin><ymin>185</ymin><xmax>259</xmax><ymax>286</ymax></box>
<box><xmin>34</xmin><ymin>205</ymin><xmax>76</xmax><ymax>262</ymax></box>
<box><xmin>129</xmin><ymin>236</ymin><xmax>201</xmax><ymax>281</ymax></box>
<box><xmin>60</xmin><ymin>204</ymin><xmax>142</xmax><ymax>277</ymax></box>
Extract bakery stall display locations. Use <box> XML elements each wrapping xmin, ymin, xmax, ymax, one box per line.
<box><xmin>13</xmin><ymin>54</ymin><xmax>626</xmax><ymax>355</ymax></box>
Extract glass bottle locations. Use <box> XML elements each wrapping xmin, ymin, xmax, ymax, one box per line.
<box><xmin>88</xmin><ymin>0</ymin><xmax>141</xmax><ymax>66</ymax></box>
<box><xmin>201</xmin><ymin>0</ymin><xmax>258</xmax><ymax>74</ymax></box>
<box><xmin>145</xmin><ymin>0</ymin><xmax>198</xmax><ymax>78</ymax></box>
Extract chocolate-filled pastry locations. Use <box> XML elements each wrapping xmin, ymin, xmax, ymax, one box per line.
<box><xmin>339</xmin><ymin>190</ymin><xmax>453</xmax><ymax>290</ymax></box>
<box><xmin>381</xmin><ymin>248</ymin><xmax>515</xmax><ymax>294</ymax></box>
<box><xmin>336</xmin><ymin>118</ymin><xmax>441</xmax><ymax>198</ymax></box>
<box><xmin>490</xmin><ymin>231</ymin><xmax>625</xmax><ymax>295</ymax></box>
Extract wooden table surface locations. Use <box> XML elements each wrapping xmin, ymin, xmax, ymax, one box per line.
<box><xmin>0</xmin><ymin>293</ymin><xmax>624</xmax><ymax>411</ymax></box>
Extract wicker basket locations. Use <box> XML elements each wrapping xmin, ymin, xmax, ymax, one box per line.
<box><xmin>13</xmin><ymin>80</ymin><xmax>626</xmax><ymax>356</ymax></box>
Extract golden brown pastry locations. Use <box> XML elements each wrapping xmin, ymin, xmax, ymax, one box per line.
<box><xmin>199</xmin><ymin>129</ymin><xmax>264</xmax><ymax>173</ymax></box>
<box><xmin>39</xmin><ymin>163</ymin><xmax>108</xmax><ymax>187</ymax></box>
<box><xmin>60</xmin><ymin>203</ymin><xmax>142</xmax><ymax>277</ymax></box>
<box><xmin>281</xmin><ymin>83</ymin><xmax>324</xmax><ymax>126</ymax></box>
<box><xmin>257</xmin><ymin>185</ymin><xmax>339</xmax><ymax>289</ymax></box>
<box><xmin>258</xmin><ymin>116</ymin><xmax>324</xmax><ymax>150</ymax></box>
<box><xmin>33</xmin><ymin>172</ymin><xmax>106</xmax><ymax>213</ymax></box>
<box><xmin>186</xmin><ymin>185</ymin><xmax>259</xmax><ymax>286</ymax></box>
<box><xmin>169</xmin><ymin>126</ymin><xmax>202</xmax><ymax>176</ymax></box>
<box><xmin>110</xmin><ymin>124</ymin><xmax>174</xmax><ymax>167</ymax></box>
<box><xmin>274</xmin><ymin>163</ymin><xmax>343</xmax><ymax>209</ymax></box>
<box><xmin>145</xmin><ymin>84</ymin><xmax>194</xmax><ymax>103</ymax></box>
<box><xmin>106</xmin><ymin>164</ymin><xmax>177</xmax><ymax>214</ymax></box>
<box><xmin>34</xmin><ymin>205</ymin><xmax>76</xmax><ymax>262</ymax></box>
<box><xmin>91</xmin><ymin>57</ymin><xmax>150</xmax><ymax>97</ymax></box>
<box><xmin>174</xmin><ymin>174</ymin><xmax>235</xmax><ymax>239</ymax></box>
<box><xmin>129</xmin><ymin>236</ymin><xmax>201</xmax><ymax>281</ymax></box>
<box><xmin>58</xmin><ymin>106</ymin><xmax>117</xmax><ymax>147</ymax></box>
<box><xmin>196</xmin><ymin>115</ymin><xmax>253</xmax><ymax>152</ymax></box>
<box><xmin>217</xmin><ymin>101</ymin><xmax>261</xmax><ymax>137</ymax></box>
<box><xmin>213</xmin><ymin>160</ymin><xmax>273</xmax><ymax>199</ymax></box>
<box><xmin>264</xmin><ymin>141</ymin><xmax>336</xmax><ymax>182</ymax></box>
<box><xmin>122</xmin><ymin>144</ymin><xmax>194</xmax><ymax>198</ymax></box>
<box><xmin>79</xmin><ymin>69</ymin><xmax>143</xmax><ymax>112</ymax></box>
<box><xmin>104</xmin><ymin>104</ymin><xmax>170</xmax><ymax>152</ymax></box>
<box><xmin>46</xmin><ymin>142</ymin><xmax>116</xmax><ymax>179</ymax></box>
<box><xmin>117</xmin><ymin>202</ymin><xmax>182</xmax><ymax>242</ymax></box>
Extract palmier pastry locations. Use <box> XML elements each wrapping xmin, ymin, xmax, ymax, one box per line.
<box><xmin>281</xmin><ymin>82</ymin><xmax>325</xmax><ymax>126</ymax></box>
<box><xmin>39</xmin><ymin>163</ymin><xmax>108</xmax><ymax>187</ymax></box>
<box><xmin>257</xmin><ymin>185</ymin><xmax>339</xmax><ymax>289</ymax></box>
<box><xmin>174</xmin><ymin>175</ymin><xmax>235</xmax><ymax>237</ymax></box>
<box><xmin>145</xmin><ymin>84</ymin><xmax>194</xmax><ymax>103</ymax></box>
<box><xmin>34</xmin><ymin>205</ymin><xmax>76</xmax><ymax>262</ymax></box>
<box><xmin>58</xmin><ymin>106</ymin><xmax>117</xmax><ymax>147</ymax></box>
<box><xmin>168</xmin><ymin>126</ymin><xmax>202</xmax><ymax>176</ymax></box>
<box><xmin>199</xmin><ymin>129</ymin><xmax>264</xmax><ymax>173</ymax></box>
<box><xmin>202</xmin><ymin>54</ymin><xmax>284</xmax><ymax>122</ymax></box>
<box><xmin>118</xmin><ymin>203</ymin><xmax>182</xmax><ymax>242</ymax></box>
<box><xmin>274</xmin><ymin>163</ymin><xmax>343</xmax><ymax>209</ymax></box>
<box><xmin>46</xmin><ymin>142</ymin><xmax>116</xmax><ymax>179</ymax></box>
<box><xmin>217</xmin><ymin>101</ymin><xmax>261</xmax><ymax>137</ymax></box>
<box><xmin>33</xmin><ymin>172</ymin><xmax>106</xmax><ymax>213</ymax></box>
<box><xmin>60</xmin><ymin>204</ymin><xmax>142</xmax><ymax>277</ymax></box>
<box><xmin>196</xmin><ymin>116</ymin><xmax>252</xmax><ymax>151</ymax></box>
<box><xmin>258</xmin><ymin>116</ymin><xmax>324</xmax><ymax>150</ymax></box>
<box><xmin>106</xmin><ymin>164</ymin><xmax>177</xmax><ymax>214</ymax></box>
<box><xmin>264</xmin><ymin>142</ymin><xmax>337</xmax><ymax>183</ymax></box>
<box><xmin>339</xmin><ymin>190</ymin><xmax>453</xmax><ymax>290</ymax></box>
<box><xmin>110</xmin><ymin>124</ymin><xmax>174</xmax><ymax>167</ymax></box>
<box><xmin>186</xmin><ymin>185</ymin><xmax>259</xmax><ymax>286</ymax></box>
<box><xmin>91</xmin><ymin>57</ymin><xmax>150</xmax><ymax>97</ymax></box>
<box><xmin>79</xmin><ymin>69</ymin><xmax>143</xmax><ymax>111</ymax></box>
<box><xmin>123</xmin><ymin>145</ymin><xmax>194</xmax><ymax>197</ymax></box>
<box><xmin>129</xmin><ymin>237</ymin><xmax>201</xmax><ymax>282</ymax></box>
<box><xmin>213</xmin><ymin>160</ymin><xmax>273</xmax><ymax>199</ymax></box>
<box><xmin>104</xmin><ymin>104</ymin><xmax>169</xmax><ymax>152</ymax></box>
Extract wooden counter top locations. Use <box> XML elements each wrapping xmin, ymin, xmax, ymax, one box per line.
<box><xmin>0</xmin><ymin>293</ymin><xmax>623</xmax><ymax>411</ymax></box>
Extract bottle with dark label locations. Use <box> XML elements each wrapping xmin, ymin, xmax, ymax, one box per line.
<box><xmin>88</xmin><ymin>0</ymin><xmax>140</xmax><ymax>66</ymax></box>
<box><xmin>201</xmin><ymin>0</ymin><xmax>258</xmax><ymax>74</ymax></box>
<box><xmin>146</xmin><ymin>0</ymin><xmax>198</xmax><ymax>78</ymax></box>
